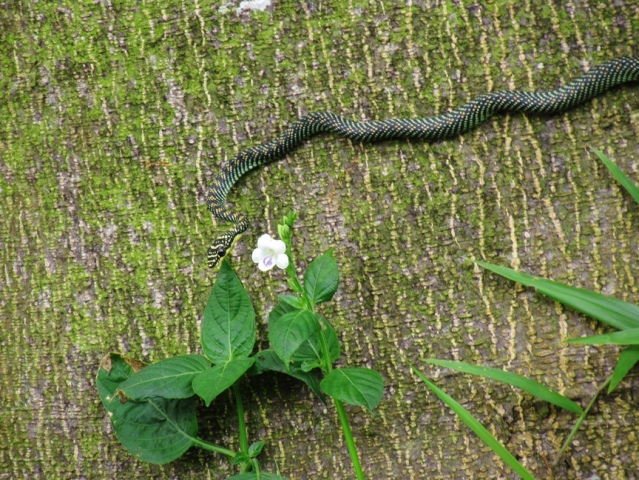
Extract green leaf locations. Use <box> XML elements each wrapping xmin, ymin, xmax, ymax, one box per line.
<box><xmin>304</xmin><ymin>249</ymin><xmax>339</xmax><ymax>304</ymax></box>
<box><xmin>593</xmin><ymin>148</ymin><xmax>639</xmax><ymax>205</ymax></box>
<box><xmin>227</xmin><ymin>473</ymin><xmax>286</xmax><ymax>480</ymax></box>
<box><xmin>476</xmin><ymin>261</ymin><xmax>639</xmax><ymax>331</ymax></box>
<box><xmin>424</xmin><ymin>359</ymin><xmax>583</xmax><ymax>414</ymax></box>
<box><xmin>118</xmin><ymin>354</ymin><xmax>210</xmax><ymax>400</ymax></box>
<box><xmin>567</xmin><ymin>327</ymin><xmax>639</xmax><ymax>345</ymax></box>
<box><xmin>232</xmin><ymin>452</ymin><xmax>250</xmax><ymax>465</ymax></box>
<box><xmin>320</xmin><ymin>367</ymin><xmax>383</xmax><ymax>411</ymax></box>
<box><xmin>269</xmin><ymin>309</ymin><xmax>320</xmax><ymax>367</ymax></box>
<box><xmin>249</xmin><ymin>349</ymin><xmax>325</xmax><ymax>402</ymax></box>
<box><xmin>291</xmin><ymin>313</ymin><xmax>340</xmax><ymax>366</ymax></box>
<box><xmin>248</xmin><ymin>440</ymin><xmax>264</xmax><ymax>457</ymax></box>
<box><xmin>609</xmin><ymin>346</ymin><xmax>639</xmax><ymax>393</ymax></box>
<box><xmin>192</xmin><ymin>357</ymin><xmax>255</xmax><ymax>407</ymax></box>
<box><xmin>96</xmin><ymin>353</ymin><xmax>197</xmax><ymax>464</ymax></box>
<box><xmin>278</xmin><ymin>294</ymin><xmax>306</xmax><ymax>309</ymax></box>
<box><xmin>202</xmin><ymin>259</ymin><xmax>256</xmax><ymax>364</ymax></box>
<box><xmin>409</xmin><ymin>362</ymin><xmax>535</xmax><ymax>480</ymax></box>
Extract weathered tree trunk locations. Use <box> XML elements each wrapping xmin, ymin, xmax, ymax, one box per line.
<box><xmin>1</xmin><ymin>1</ymin><xmax>638</xmax><ymax>478</ymax></box>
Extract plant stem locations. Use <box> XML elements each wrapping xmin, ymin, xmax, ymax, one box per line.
<box><xmin>233</xmin><ymin>383</ymin><xmax>250</xmax><ymax>454</ymax></box>
<box><xmin>318</xmin><ymin>328</ymin><xmax>365</xmax><ymax>480</ymax></box>
<box><xmin>191</xmin><ymin>437</ymin><xmax>236</xmax><ymax>458</ymax></box>
<box><xmin>553</xmin><ymin>374</ymin><xmax>612</xmax><ymax>468</ymax></box>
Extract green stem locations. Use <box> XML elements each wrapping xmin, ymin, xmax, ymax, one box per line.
<box><xmin>233</xmin><ymin>383</ymin><xmax>250</xmax><ymax>454</ymax></box>
<box><xmin>191</xmin><ymin>437</ymin><xmax>236</xmax><ymax>458</ymax></box>
<box><xmin>282</xmin><ymin>220</ymin><xmax>364</xmax><ymax>479</ymax></box>
<box><xmin>318</xmin><ymin>327</ymin><xmax>365</xmax><ymax>480</ymax></box>
<box><xmin>552</xmin><ymin>374</ymin><xmax>612</xmax><ymax>468</ymax></box>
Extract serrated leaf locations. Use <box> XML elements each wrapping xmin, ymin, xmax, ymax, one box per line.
<box><xmin>202</xmin><ymin>259</ymin><xmax>256</xmax><ymax>364</ymax></box>
<box><xmin>320</xmin><ymin>367</ymin><xmax>383</xmax><ymax>411</ymax></box>
<box><xmin>593</xmin><ymin>148</ymin><xmax>639</xmax><ymax>205</ymax></box>
<box><xmin>304</xmin><ymin>249</ymin><xmax>339</xmax><ymax>304</ymax></box>
<box><xmin>409</xmin><ymin>362</ymin><xmax>535</xmax><ymax>480</ymax></box>
<box><xmin>269</xmin><ymin>309</ymin><xmax>320</xmax><ymax>367</ymax></box>
<box><xmin>249</xmin><ymin>349</ymin><xmax>325</xmax><ymax>402</ymax></box>
<box><xmin>118</xmin><ymin>354</ymin><xmax>210</xmax><ymax>400</ymax></box>
<box><xmin>609</xmin><ymin>346</ymin><xmax>639</xmax><ymax>393</ymax></box>
<box><xmin>424</xmin><ymin>359</ymin><xmax>583</xmax><ymax>414</ymax></box>
<box><xmin>192</xmin><ymin>357</ymin><xmax>255</xmax><ymax>406</ymax></box>
<box><xmin>476</xmin><ymin>261</ymin><xmax>639</xmax><ymax>331</ymax></box>
<box><xmin>96</xmin><ymin>353</ymin><xmax>197</xmax><ymax>464</ymax></box>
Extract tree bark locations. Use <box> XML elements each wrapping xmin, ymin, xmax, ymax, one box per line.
<box><xmin>1</xmin><ymin>1</ymin><xmax>638</xmax><ymax>478</ymax></box>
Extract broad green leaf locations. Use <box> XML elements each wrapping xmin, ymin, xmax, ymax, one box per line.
<box><xmin>297</xmin><ymin>314</ymin><xmax>340</xmax><ymax>366</ymax></box>
<box><xmin>304</xmin><ymin>249</ymin><xmax>339</xmax><ymax>304</ymax></box>
<box><xmin>96</xmin><ymin>353</ymin><xmax>197</xmax><ymax>464</ymax></box>
<box><xmin>320</xmin><ymin>367</ymin><xmax>383</xmax><ymax>411</ymax></box>
<box><xmin>227</xmin><ymin>473</ymin><xmax>286</xmax><ymax>480</ymax></box>
<box><xmin>269</xmin><ymin>305</ymin><xmax>339</xmax><ymax>368</ymax></box>
<box><xmin>202</xmin><ymin>259</ymin><xmax>256</xmax><ymax>364</ymax></box>
<box><xmin>593</xmin><ymin>148</ymin><xmax>639</xmax><ymax>205</ymax></box>
<box><xmin>610</xmin><ymin>346</ymin><xmax>639</xmax><ymax>393</ymax></box>
<box><xmin>269</xmin><ymin>309</ymin><xmax>320</xmax><ymax>367</ymax></box>
<box><xmin>278</xmin><ymin>294</ymin><xmax>306</xmax><ymax>309</ymax></box>
<box><xmin>476</xmin><ymin>261</ymin><xmax>639</xmax><ymax>331</ymax></box>
<box><xmin>118</xmin><ymin>354</ymin><xmax>210</xmax><ymax>400</ymax></box>
<box><xmin>410</xmin><ymin>362</ymin><xmax>535</xmax><ymax>480</ymax></box>
<box><xmin>567</xmin><ymin>327</ymin><xmax>639</xmax><ymax>345</ymax></box>
<box><xmin>424</xmin><ymin>359</ymin><xmax>583</xmax><ymax>414</ymax></box>
<box><xmin>192</xmin><ymin>357</ymin><xmax>255</xmax><ymax>407</ymax></box>
<box><xmin>249</xmin><ymin>349</ymin><xmax>325</xmax><ymax>402</ymax></box>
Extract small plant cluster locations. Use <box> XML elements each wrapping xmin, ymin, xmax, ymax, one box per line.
<box><xmin>98</xmin><ymin>149</ymin><xmax>639</xmax><ymax>479</ymax></box>
<box><xmin>97</xmin><ymin>213</ymin><xmax>382</xmax><ymax>479</ymax></box>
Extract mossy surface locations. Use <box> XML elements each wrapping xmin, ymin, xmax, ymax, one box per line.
<box><xmin>1</xmin><ymin>1</ymin><xmax>638</xmax><ymax>478</ymax></box>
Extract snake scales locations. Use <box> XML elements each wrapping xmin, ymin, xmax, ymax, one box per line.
<box><xmin>206</xmin><ymin>57</ymin><xmax>639</xmax><ymax>268</ymax></box>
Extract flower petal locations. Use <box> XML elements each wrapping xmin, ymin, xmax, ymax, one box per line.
<box><xmin>257</xmin><ymin>234</ymin><xmax>273</xmax><ymax>250</ymax></box>
<box><xmin>258</xmin><ymin>256</ymin><xmax>275</xmax><ymax>271</ymax></box>
<box><xmin>275</xmin><ymin>253</ymin><xmax>289</xmax><ymax>269</ymax></box>
<box><xmin>252</xmin><ymin>248</ymin><xmax>267</xmax><ymax>263</ymax></box>
<box><xmin>271</xmin><ymin>239</ymin><xmax>286</xmax><ymax>255</ymax></box>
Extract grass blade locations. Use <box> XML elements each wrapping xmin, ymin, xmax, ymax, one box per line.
<box><xmin>567</xmin><ymin>327</ymin><xmax>639</xmax><ymax>345</ymax></box>
<box><xmin>593</xmin><ymin>148</ymin><xmax>639</xmax><ymax>205</ymax></box>
<box><xmin>476</xmin><ymin>261</ymin><xmax>639</xmax><ymax>331</ymax></box>
<box><xmin>424</xmin><ymin>359</ymin><xmax>583</xmax><ymax>414</ymax></box>
<box><xmin>409</xmin><ymin>362</ymin><xmax>536</xmax><ymax>480</ymax></box>
<box><xmin>609</xmin><ymin>346</ymin><xmax>639</xmax><ymax>393</ymax></box>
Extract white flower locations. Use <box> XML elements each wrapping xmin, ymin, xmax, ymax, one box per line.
<box><xmin>251</xmin><ymin>234</ymin><xmax>289</xmax><ymax>272</ymax></box>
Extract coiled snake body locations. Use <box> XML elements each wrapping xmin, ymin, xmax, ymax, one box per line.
<box><xmin>207</xmin><ymin>57</ymin><xmax>639</xmax><ymax>268</ymax></box>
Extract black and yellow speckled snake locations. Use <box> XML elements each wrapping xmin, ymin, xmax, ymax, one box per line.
<box><xmin>206</xmin><ymin>57</ymin><xmax>639</xmax><ymax>268</ymax></box>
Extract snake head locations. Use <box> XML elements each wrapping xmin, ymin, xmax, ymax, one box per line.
<box><xmin>207</xmin><ymin>242</ymin><xmax>229</xmax><ymax>269</ymax></box>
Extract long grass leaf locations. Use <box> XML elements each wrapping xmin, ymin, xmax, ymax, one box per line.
<box><xmin>609</xmin><ymin>346</ymin><xmax>639</xmax><ymax>393</ymax></box>
<box><xmin>476</xmin><ymin>261</ymin><xmax>639</xmax><ymax>331</ymax></box>
<box><xmin>593</xmin><ymin>148</ymin><xmax>639</xmax><ymax>205</ymax></box>
<box><xmin>425</xmin><ymin>359</ymin><xmax>583</xmax><ymax>414</ymax></box>
<box><xmin>409</xmin><ymin>362</ymin><xmax>536</xmax><ymax>480</ymax></box>
<box><xmin>567</xmin><ymin>327</ymin><xmax>639</xmax><ymax>345</ymax></box>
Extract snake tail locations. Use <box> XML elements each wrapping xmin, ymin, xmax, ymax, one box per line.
<box><xmin>206</xmin><ymin>56</ymin><xmax>639</xmax><ymax>268</ymax></box>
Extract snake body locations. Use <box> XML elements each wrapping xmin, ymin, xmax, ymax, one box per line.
<box><xmin>207</xmin><ymin>57</ymin><xmax>639</xmax><ymax>268</ymax></box>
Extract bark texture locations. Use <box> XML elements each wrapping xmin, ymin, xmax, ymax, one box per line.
<box><xmin>1</xmin><ymin>1</ymin><xmax>639</xmax><ymax>478</ymax></box>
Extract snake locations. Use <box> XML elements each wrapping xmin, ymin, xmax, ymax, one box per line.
<box><xmin>206</xmin><ymin>57</ymin><xmax>639</xmax><ymax>268</ymax></box>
